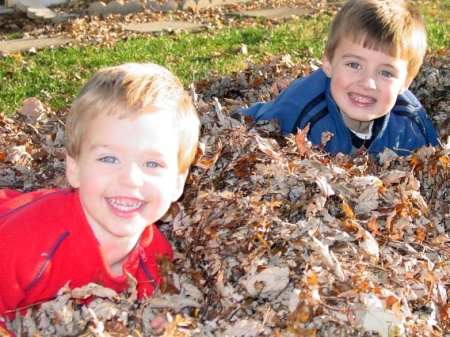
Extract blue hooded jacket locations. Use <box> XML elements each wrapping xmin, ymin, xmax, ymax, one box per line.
<box><xmin>238</xmin><ymin>68</ymin><xmax>440</xmax><ymax>157</ymax></box>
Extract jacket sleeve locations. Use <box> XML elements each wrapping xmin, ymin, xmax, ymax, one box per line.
<box><xmin>236</xmin><ymin>76</ymin><xmax>315</xmax><ymax>135</ymax></box>
<box><xmin>0</xmin><ymin>189</ymin><xmax>58</xmax><ymax>321</ymax></box>
<box><xmin>398</xmin><ymin>90</ymin><xmax>441</xmax><ymax>148</ymax></box>
<box><xmin>0</xmin><ymin>221</ymin><xmax>28</xmax><ymax>334</ymax></box>
<box><xmin>0</xmin><ymin>189</ymin><xmax>23</xmax><ymax>207</ymax></box>
<box><xmin>236</xmin><ymin>69</ymin><xmax>329</xmax><ymax>136</ymax></box>
<box><xmin>0</xmin><ymin>189</ymin><xmax>57</xmax><ymax>215</ymax></box>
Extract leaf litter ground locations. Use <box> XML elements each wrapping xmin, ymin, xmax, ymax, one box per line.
<box><xmin>1</xmin><ymin>2</ymin><xmax>450</xmax><ymax>337</ymax></box>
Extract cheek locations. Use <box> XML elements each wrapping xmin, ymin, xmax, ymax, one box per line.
<box><xmin>330</xmin><ymin>72</ymin><xmax>350</xmax><ymax>89</ymax></box>
<box><xmin>78</xmin><ymin>178</ymin><xmax>102</xmax><ymax>199</ymax></box>
<box><xmin>145</xmin><ymin>175</ymin><xmax>180</xmax><ymax>202</ymax></box>
<box><xmin>329</xmin><ymin>77</ymin><xmax>348</xmax><ymax>103</ymax></box>
<box><xmin>78</xmin><ymin>168</ymin><xmax>110</xmax><ymax>195</ymax></box>
<box><xmin>382</xmin><ymin>83</ymin><xmax>403</xmax><ymax>101</ymax></box>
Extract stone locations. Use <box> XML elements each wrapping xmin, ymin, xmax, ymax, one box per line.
<box><xmin>17</xmin><ymin>0</ymin><xmax>46</xmax><ymax>13</ymax></box>
<box><xmin>39</xmin><ymin>10</ymin><xmax>57</xmax><ymax>21</ymax></box>
<box><xmin>124</xmin><ymin>20</ymin><xmax>202</xmax><ymax>33</ymax></box>
<box><xmin>180</xmin><ymin>0</ymin><xmax>196</xmax><ymax>11</ymax></box>
<box><xmin>0</xmin><ymin>8</ymin><xmax>14</xmax><ymax>15</ymax></box>
<box><xmin>160</xmin><ymin>0</ymin><xmax>178</xmax><ymax>12</ymax></box>
<box><xmin>106</xmin><ymin>0</ymin><xmax>125</xmax><ymax>15</ymax></box>
<box><xmin>27</xmin><ymin>7</ymin><xmax>55</xmax><ymax>20</ymax></box>
<box><xmin>88</xmin><ymin>1</ymin><xmax>107</xmax><ymax>15</ymax></box>
<box><xmin>232</xmin><ymin>7</ymin><xmax>313</xmax><ymax>19</ymax></box>
<box><xmin>145</xmin><ymin>1</ymin><xmax>161</xmax><ymax>11</ymax></box>
<box><xmin>123</xmin><ymin>1</ymin><xmax>144</xmax><ymax>14</ymax></box>
<box><xmin>0</xmin><ymin>37</ymin><xmax>74</xmax><ymax>53</ymax></box>
<box><xmin>52</xmin><ymin>13</ymin><xmax>78</xmax><ymax>23</ymax></box>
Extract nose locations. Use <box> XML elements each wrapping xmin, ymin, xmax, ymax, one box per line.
<box><xmin>358</xmin><ymin>71</ymin><xmax>377</xmax><ymax>90</ymax></box>
<box><xmin>118</xmin><ymin>163</ymin><xmax>144</xmax><ymax>188</ymax></box>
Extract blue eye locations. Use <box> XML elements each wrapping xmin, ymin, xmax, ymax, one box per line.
<box><xmin>347</xmin><ymin>62</ymin><xmax>360</xmax><ymax>69</ymax></box>
<box><xmin>100</xmin><ymin>156</ymin><xmax>118</xmax><ymax>164</ymax></box>
<box><xmin>380</xmin><ymin>70</ymin><xmax>393</xmax><ymax>78</ymax></box>
<box><xmin>145</xmin><ymin>161</ymin><xmax>159</xmax><ymax>168</ymax></box>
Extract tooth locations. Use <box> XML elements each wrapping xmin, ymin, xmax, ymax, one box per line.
<box><xmin>351</xmin><ymin>93</ymin><xmax>374</xmax><ymax>103</ymax></box>
<box><xmin>108</xmin><ymin>198</ymin><xmax>142</xmax><ymax>211</ymax></box>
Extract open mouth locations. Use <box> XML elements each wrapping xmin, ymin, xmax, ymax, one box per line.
<box><xmin>349</xmin><ymin>93</ymin><xmax>376</xmax><ymax>104</ymax></box>
<box><xmin>107</xmin><ymin>198</ymin><xmax>144</xmax><ymax>212</ymax></box>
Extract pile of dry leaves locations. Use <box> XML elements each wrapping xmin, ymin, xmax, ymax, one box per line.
<box><xmin>0</xmin><ymin>0</ymin><xmax>450</xmax><ymax>320</ymax></box>
<box><xmin>1</xmin><ymin>48</ymin><xmax>450</xmax><ymax>336</ymax></box>
<box><xmin>166</xmin><ymin>51</ymin><xmax>450</xmax><ymax>337</ymax></box>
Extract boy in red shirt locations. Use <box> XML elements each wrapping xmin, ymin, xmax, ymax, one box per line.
<box><xmin>0</xmin><ymin>62</ymin><xmax>200</xmax><ymax>335</ymax></box>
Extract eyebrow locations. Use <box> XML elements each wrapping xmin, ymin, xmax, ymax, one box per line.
<box><xmin>89</xmin><ymin>143</ymin><xmax>109</xmax><ymax>151</ymax></box>
<box><xmin>89</xmin><ymin>143</ymin><xmax>169</xmax><ymax>158</ymax></box>
<box><xmin>341</xmin><ymin>53</ymin><xmax>398</xmax><ymax>70</ymax></box>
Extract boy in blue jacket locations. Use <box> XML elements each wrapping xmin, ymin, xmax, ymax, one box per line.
<box><xmin>238</xmin><ymin>0</ymin><xmax>440</xmax><ymax>157</ymax></box>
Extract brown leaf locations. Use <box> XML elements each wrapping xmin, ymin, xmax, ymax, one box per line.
<box><xmin>295</xmin><ymin>124</ymin><xmax>310</xmax><ymax>155</ymax></box>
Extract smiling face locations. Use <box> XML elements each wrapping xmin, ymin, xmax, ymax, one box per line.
<box><xmin>65</xmin><ymin>111</ymin><xmax>187</xmax><ymax>246</ymax></box>
<box><xmin>322</xmin><ymin>38</ymin><xmax>412</xmax><ymax>132</ymax></box>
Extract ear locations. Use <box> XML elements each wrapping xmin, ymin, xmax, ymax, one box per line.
<box><xmin>399</xmin><ymin>77</ymin><xmax>414</xmax><ymax>95</ymax></box>
<box><xmin>322</xmin><ymin>54</ymin><xmax>332</xmax><ymax>78</ymax></box>
<box><xmin>171</xmin><ymin>170</ymin><xmax>189</xmax><ymax>202</ymax></box>
<box><xmin>65</xmin><ymin>154</ymin><xmax>81</xmax><ymax>188</ymax></box>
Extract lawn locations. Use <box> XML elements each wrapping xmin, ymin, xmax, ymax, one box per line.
<box><xmin>0</xmin><ymin>0</ymin><xmax>448</xmax><ymax>115</ymax></box>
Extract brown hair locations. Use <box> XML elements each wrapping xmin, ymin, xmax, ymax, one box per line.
<box><xmin>65</xmin><ymin>63</ymin><xmax>200</xmax><ymax>173</ymax></box>
<box><xmin>324</xmin><ymin>0</ymin><xmax>427</xmax><ymax>81</ymax></box>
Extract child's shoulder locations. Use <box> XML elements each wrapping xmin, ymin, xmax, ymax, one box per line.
<box><xmin>0</xmin><ymin>188</ymin><xmax>74</xmax><ymax>221</ymax></box>
<box><xmin>396</xmin><ymin>89</ymin><xmax>422</xmax><ymax>109</ymax></box>
<box><xmin>388</xmin><ymin>89</ymin><xmax>439</xmax><ymax>146</ymax></box>
<box><xmin>291</xmin><ymin>67</ymin><xmax>328</xmax><ymax>88</ymax></box>
<box><xmin>275</xmin><ymin>67</ymin><xmax>329</xmax><ymax>104</ymax></box>
<box><xmin>391</xmin><ymin>89</ymin><xmax>430</xmax><ymax>122</ymax></box>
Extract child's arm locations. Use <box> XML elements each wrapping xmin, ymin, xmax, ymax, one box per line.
<box><xmin>0</xmin><ymin>189</ymin><xmax>23</xmax><ymax>206</ymax></box>
<box><xmin>0</xmin><ymin>322</ymin><xmax>15</xmax><ymax>337</ymax></box>
<box><xmin>0</xmin><ymin>188</ymin><xmax>58</xmax><ymax>215</ymax></box>
<box><xmin>236</xmin><ymin>84</ymin><xmax>305</xmax><ymax>135</ymax></box>
<box><xmin>235</xmin><ymin>69</ymin><xmax>328</xmax><ymax>135</ymax></box>
<box><xmin>0</xmin><ymin>188</ymin><xmax>60</xmax><ymax>325</ymax></box>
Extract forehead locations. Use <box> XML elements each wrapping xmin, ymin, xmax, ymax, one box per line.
<box><xmin>337</xmin><ymin>39</ymin><xmax>408</xmax><ymax>65</ymax></box>
<box><xmin>82</xmin><ymin>111</ymin><xmax>179</xmax><ymax>151</ymax></box>
<box><xmin>344</xmin><ymin>30</ymin><xmax>404</xmax><ymax>59</ymax></box>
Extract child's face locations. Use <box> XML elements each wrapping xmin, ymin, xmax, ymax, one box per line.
<box><xmin>65</xmin><ymin>111</ymin><xmax>186</xmax><ymax>245</ymax></box>
<box><xmin>322</xmin><ymin>38</ymin><xmax>412</xmax><ymax>131</ymax></box>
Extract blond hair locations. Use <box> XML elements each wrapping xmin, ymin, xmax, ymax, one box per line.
<box><xmin>65</xmin><ymin>63</ymin><xmax>200</xmax><ymax>174</ymax></box>
<box><xmin>324</xmin><ymin>0</ymin><xmax>427</xmax><ymax>81</ymax></box>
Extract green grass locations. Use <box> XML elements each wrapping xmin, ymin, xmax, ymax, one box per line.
<box><xmin>420</xmin><ymin>0</ymin><xmax>450</xmax><ymax>50</ymax></box>
<box><xmin>3</xmin><ymin>32</ymin><xmax>21</xmax><ymax>40</ymax></box>
<box><xmin>0</xmin><ymin>1</ymin><xmax>448</xmax><ymax>115</ymax></box>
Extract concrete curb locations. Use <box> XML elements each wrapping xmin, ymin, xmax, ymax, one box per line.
<box><xmin>0</xmin><ymin>2</ymin><xmax>344</xmax><ymax>53</ymax></box>
<box><xmin>87</xmin><ymin>0</ymin><xmax>252</xmax><ymax>16</ymax></box>
<box><xmin>233</xmin><ymin>7</ymin><xmax>313</xmax><ymax>19</ymax></box>
<box><xmin>123</xmin><ymin>20</ymin><xmax>203</xmax><ymax>33</ymax></box>
<box><xmin>0</xmin><ymin>37</ymin><xmax>73</xmax><ymax>53</ymax></box>
<box><xmin>11</xmin><ymin>0</ymin><xmax>253</xmax><ymax>22</ymax></box>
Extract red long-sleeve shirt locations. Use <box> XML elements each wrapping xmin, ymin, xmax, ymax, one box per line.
<box><xmin>0</xmin><ymin>188</ymin><xmax>173</xmax><ymax>334</ymax></box>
